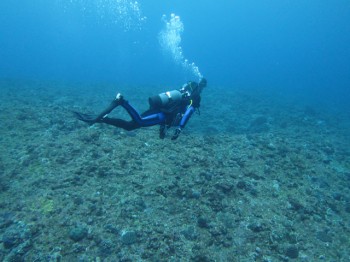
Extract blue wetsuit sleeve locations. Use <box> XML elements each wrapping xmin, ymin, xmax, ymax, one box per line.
<box><xmin>179</xmin><ymin>106</ymin><xmax>195</xmax><ymax>129</ymax></box>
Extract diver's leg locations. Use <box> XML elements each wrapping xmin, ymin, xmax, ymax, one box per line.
<box><xmin>73</xmin><ymin>111</ymin><xmax>99</xmax><ymax>125</ymax></box>
<box><xmin>119</xmin><ymin>100</ymin><xmax>143</xmax><ymax>123</ymax></box>
<box><xmin>74</xmin><ymin>93</ymin><xmax>124</xmax><ymax>125</ymax></box>
<box><xmin>141</xmin><ymin>112</ymin><xmax>166</xmax><ymax>126</ymax></box>
<box><xmin>120</xmin><ymin>101</ymin><xmax>166</xmax><ymax>127</ymax></box>
<box><xmin>101</xmin><ymin>117</ymin><xmax>139</xmax><ymax>131</ymax></box>
<box><xmin>95</xmin><ymin>93</ymin><xmax>124</xmax><ymax>121</ymax></box>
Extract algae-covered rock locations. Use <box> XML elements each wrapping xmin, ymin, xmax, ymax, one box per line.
<box><xmin>69</xmin><ymin>225</ymin><xmax>88</xmax><ymax>242</ymax></box>
<box><xmin>285</xmin><ymin>245</ymin><xmax>299</xmax><ymax>259</ymax></box>
<box><xmin>120</xmin><ymin>230</ymin><xmax>137</xmax><ymax>245</ymax></box>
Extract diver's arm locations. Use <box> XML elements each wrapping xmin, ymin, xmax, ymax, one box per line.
<box><xmin>179</xmin><ymin>106</ymin><xmax>195</xmax><ymax>129</ymax></box>
<box><xmin>171</xmin><ymin>106</ymin><xmax>195</xmax><ymax>140</ymax></box>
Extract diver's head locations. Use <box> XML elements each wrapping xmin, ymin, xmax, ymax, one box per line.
<box><xmin>199</xmin><ymin>78</ymin><xmax>207</xmax><ymax>88</ymax></box>
<box><xmin>192</xmin><ymin>78</ymin><xmax>207</xmax><ymax>97</ymax></box>
<box><xmin>181</xmin><ymin>78</ymin><xmax>207</xmax><ymax>98</ymax></box>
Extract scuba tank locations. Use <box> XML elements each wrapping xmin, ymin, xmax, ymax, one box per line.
<box><xmin>148</xmin><ymin>90</ymin><xmax>185</xmax><ymax>111</ymax></box>
<box><xmin>148</xmin><ymin>79</ymin><xmax>206</xmax><ymax>112</ymax></box>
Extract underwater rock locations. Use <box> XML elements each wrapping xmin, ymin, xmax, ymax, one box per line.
<box><xmin>345</xmin><ymin>202</ymin><xmax>350</xmax><ymax>213</ymax></box>
<box><xmin>285</xmin><ymin>245</ymin><xmax>299</xmax><ymax>259</ymax></box>
<box><xmin>200</xmin><ymin>172</ymin><xmax>213</xmax><ymax>181</ymax></box>
<box><xmin>2</xmin><ymin>230</ymin><xmax>21</xmax><ymax>249</ymax></box>
<box><xmin>98</xmin><ymin>239</ymin><xmax>114</xmax><ymax>255</ymax></box>
<box><xmin>192</xmin><ymin>254</ymin><xmax>212</xmax><ymax>262</ymax></box>
<box><xmin>2</xmin><ymin>82</ymin><xmax>350</xmax><ymax>261</ymax></box>
<box><xmin>104</xmin><ymin>224</ymin><xmax>119</xmax><ymax>234</ymax></box>
<box><xmin>236</xmin><ymin>180</ymin><xmax>247</xmax><ymax>190</ymax></box>
<box><xmin>215</xmin><ymin>182</ymin><xmax>234</xmax><ymax>194</ymax></box>
<box><xmin>248</xmin><ymin>222</ymin><xmax>265</xmax><ymax>233</ymax></box>
<box><xmin>182</xmin><ymin>226</ymin><xmax>199</xmax><ymax>241</ymax></box>
<box><xmin>197</xmin><ymin>217</ymin><xmax>210</xmax><ymax>229</ymax></box>
<box><xmin>72</xmin><ymin>242</ymin><xmax>85</xmax><ymax>253</ymax></box>
<box><xmin>316</xmin><ymin>230</ymin><xmax>332</xmax><ymax>243</ymax></box>
<box><xmin>120</xmin><ymin>230</ymin><xmax>137</xmax><ymax>245</ymax></box>
<box><xmin>331</xmin><ymin>192</ymin><xmax>343</xmax><ymax>201</ymax></box>
<box><xmin>69</xmin><ymin>225</ymin><xmax>88</xmax><ymax>242</ymax></box>
<box><xmin>4</xmin><ymin>240</ymin><xmax>32</xmax><ymax>261</ymax></box>
<box><xmin>288</xmin><ymin>198</ymin><xmax>304</xmax><ymax>212</ymax></box>
<box><xmin>0</xmin><ymin>179</ymin><xmax>9</xmax><ymax>192</ymax></box>
<box><xmin>146</xmin><ymin>236</ymin><xmax>161</xmax><ymax>250</ymax></box>
<box><xmin>0</xmin><ymin>212</ymin><xmax>15</xmax><ymax>229</ymax></box>
<box><xmin>189</xmin><ymin>189</ymin><xmax>201</xmax><ymax>199</ymax></box>
<box><xmin>248</xmin><ymin>116</ymin><xmax>269</xmax><ymax>133</ymax></box>
<box><xmin>2</xmin><ymin>222</ymin><xmax>32</xmax><ymax>249</ymax></box>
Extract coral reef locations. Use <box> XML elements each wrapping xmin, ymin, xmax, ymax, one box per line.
<box><xmin>0</xmin><ymin>79</ymin><xmax>349</xmax><ymax>261</ymax></box>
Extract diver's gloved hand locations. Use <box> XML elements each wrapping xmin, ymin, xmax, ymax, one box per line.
<box><xmin>171</xmin><ymin>127</ymin><xmax>182</xmax><ymax>140</ymax></box>
<box><xmin>73</xmin><ymin>112</ymin><xmax>99</xmax><ymax>125</ymax></box>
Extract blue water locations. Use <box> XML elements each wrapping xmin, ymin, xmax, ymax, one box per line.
<box><xmin>1</xmin><ymin>0</ymin><xmax>349</xmax><ymax>106</ymax></box>
<box><xmin>1</xmin><ymin>2</ymin><xmax>350</xmax><ymax>260</ymax></box>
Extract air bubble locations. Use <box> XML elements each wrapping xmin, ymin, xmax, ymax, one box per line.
<box><xmin>159</xmin><ymin>14</ymin><xmax>203</xmax><ymax>80</ymax></box>
<box><xmin>63</xmin><ymin>0</ymin><xmax>146</xmax><ymax>31</ymax></box>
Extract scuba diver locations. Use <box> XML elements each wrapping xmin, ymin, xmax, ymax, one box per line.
<box><xmin>73</xmin><ymin>78</ymin><xmax>207</xmax><ymax>140</ymax></box>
